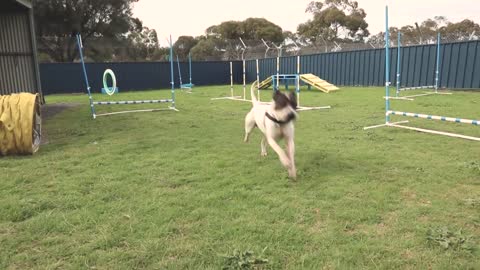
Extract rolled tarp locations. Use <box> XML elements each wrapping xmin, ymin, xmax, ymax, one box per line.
<box><xmin>0</xmin><ymin>93</ymin><xmax>41</xmax><ymax>155</ymax></box>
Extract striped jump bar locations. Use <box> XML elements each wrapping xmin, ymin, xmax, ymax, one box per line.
<box><xmin>399</xmin><ymin>86</ymin><xmax>435</xmax><ymax>91</ymax></box>
<box><xmin>94</xmin><ymin>99</ymin><xmax>173</xmax><ymax>105</ymax></box>
<box><xmin>387</xmin><ymin>111</ymin><xmax>479</xmax><ymax>125</ymax></box>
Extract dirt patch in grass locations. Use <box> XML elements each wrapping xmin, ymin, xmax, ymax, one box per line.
<box><xmin>41</xmin><ymin>103</ymin><xmax>80</xmax><ymax>120</ymax></box>
<box><xmin>40</xmin><ymin>103</ymin><xmax>81</xmax><ymax>145</ymax></box>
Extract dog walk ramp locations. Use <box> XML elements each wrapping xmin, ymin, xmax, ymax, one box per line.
<box><xmin>299</xmin><ymin>74</ymin><xmax>339</xmax><ymax>93</ymax></box>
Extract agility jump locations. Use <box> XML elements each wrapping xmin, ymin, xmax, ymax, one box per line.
<box><xmin>364</xmin><ymin>6</ymin><xmax>479</xmax><ymax>142</ymax></box>
<box><xmin>76</xmin><ymin>34</ymin><xmax>178</xmax><ymax>119</ymax></box>
<box><xmin>390</xmin><ymin>32</ymin><xmax>452</xmax><ymax>100</ymax></box>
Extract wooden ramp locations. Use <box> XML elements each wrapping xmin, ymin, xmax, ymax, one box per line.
<box><xmin>258</xmin><ymin>77</ymin><xmax>273</xmax><ymax>89</ymax></box>
<box><xmin>299</xmin><ymin>74</ymin><xmax>339</xmax><ymax>93</ymax></box>
<box><xmin>258</xmin><ymin>74</ymin><xmax>339</xmax><ymax>93</ymax></box>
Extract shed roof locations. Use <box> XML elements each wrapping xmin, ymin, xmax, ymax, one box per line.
<box><xmin>1</xmin><ymin>0</ymin><xmax>32</xmax><ymax>12</ymax></box>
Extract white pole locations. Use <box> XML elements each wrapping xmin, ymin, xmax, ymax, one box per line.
<box><xmin>230</xmin><ymin>61</ymin><xmax>233</xmax><ymax>98</ymax></box>
<box><xmin>256</xmin><ymin>59</ymin><xmax>260</xmax><ymax>101</ymax></box>
<box><xmin>297</xmin><ymin>55</ymin><xmax>301</xmax><ymax>107</ymax></box>
<box><xmin>276</xmin><ymin>56</ymin><xmax>280</xmax><ymax>91</ymax></box>
<box><xmin>243</xmin><ymin>59</ymin><xmax>246</xmax><ymax>100</ymax></box>
<box><xmin>389</xmin><ymin>124</ymin><xmax>480</xmax><ymax>142</ymax></box>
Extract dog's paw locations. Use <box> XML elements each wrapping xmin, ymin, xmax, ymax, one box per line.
<box><xmin>288</xmin><ymin>169</ymin><xmax>297</xmax><ymax>180</ymax></box>
<box><xmin>261</xmin><ymin>151</ymin><xmax>267</xmax><ymax>157</ymax></box>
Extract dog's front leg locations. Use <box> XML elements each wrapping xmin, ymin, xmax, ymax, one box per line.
<box><xmin>286</xmin><ymin>139</ymin><xmax>296</xmax><ymax>179</ymax></box>
<box><xmin>261</xmin><ymin>136</ymin><xmax>268</xmax><ymax>156</ymax></box>
<box><xmin>266</xmin><ymin>137</ymin><xmax>291</xmax><ymax>170</ymax></box>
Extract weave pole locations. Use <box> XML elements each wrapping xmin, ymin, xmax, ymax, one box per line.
<box><xmin>364</xmin><ymin>5</ymin><xmax>479</xmax><ymax>142</ymax></box>
<box><xmin>211</xmin><ymin>61</ymin><xmax>247</xmax><ymax>101</ymax></box>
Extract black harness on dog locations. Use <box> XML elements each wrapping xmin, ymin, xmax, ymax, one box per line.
<box><xmin>265</xmin><ymin>112</ymin><xmax>296</xmax><ymax>125</ymax></box>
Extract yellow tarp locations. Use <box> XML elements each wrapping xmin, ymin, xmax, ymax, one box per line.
<box><xmin>0</xmin><ymin>93</ymin><xmax>41</xmax><ymax>155</ymax></box>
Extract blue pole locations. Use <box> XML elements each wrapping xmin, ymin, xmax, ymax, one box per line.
<box><xmin>75</xmin><ymin>34</ymin><xmax>96</xmax><ymax>119</ymax></box>
<box><xmin>385</xmin><ymin>6</ymin><xmax>390</xmax><ymax>124</ymax></box>
<box><xmin>189</xmin><ymin>53</ymin><xmax>192</xmax><ymax>85</ymax></box>
<box><xmin>396</xmin><ymin>32</ymin><xmax>401</xmax><ymax>97</ymax></box>
<box><xmin>169</xmin><ymin>35</ymin><xmax>175</xmax><ymax>108</ymax></box>
<box><xmin>176</xmin><ymin>54</ymin><xmax>182</xmax><ymax>86</ymax></box>
<box><xmin>435</xmin><ymin>33</ymin><xmax>441</xmax><ymax>92</ymax></box>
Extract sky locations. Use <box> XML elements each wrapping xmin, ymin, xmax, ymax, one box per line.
<box><xmin>133</xmin><ymin>0</ymin><xmax>480</xmax><ymax>45</ymax></box>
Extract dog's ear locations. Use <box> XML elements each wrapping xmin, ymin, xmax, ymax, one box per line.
<box><xmin>288</xmin><ymin>91</ymin><xmax>297</xmax><ymax>110</ymax></box>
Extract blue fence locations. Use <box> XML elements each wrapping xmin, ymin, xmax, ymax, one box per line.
<box><xmin>39</xmin><ymin>40</ymin><xmax>480</xmax><ymax>95</ymax></box>
<box><xmin>40</xmin><ymin>61</ymin><xmax>242</xmax><ymax>94</ymax></box>
<box><xmin>246</xmin><ymin>40</ymin><xmax>480</xmax><ymax>89</ymax></box>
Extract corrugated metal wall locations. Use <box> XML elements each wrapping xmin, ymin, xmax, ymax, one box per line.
<box><xmin>0</xmin><ymin>11</ymin><xmax>41</xmax><ymax>96</ymax></box>
<box><xmin>40</xmin><ymin>61</ymin><xmax>243</xmax><ymax>94</ymax></box>
<box><xmin>38</xmin><ymin>40</ymin><xmax>480</xmax><ymax>94</ymax></box>
<box><xmin>246</xmin><ymin>41</ymin><xmax>480</xmax><ymax>89</ymax></box>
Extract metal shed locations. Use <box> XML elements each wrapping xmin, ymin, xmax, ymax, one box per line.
<box><xmin>0</xmin><ymin>0</ymin><xmax>43</xmax><ymax>102</ymax></box>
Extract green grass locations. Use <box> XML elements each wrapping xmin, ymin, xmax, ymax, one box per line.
<box><xmin>1</xmin><ymin>85</ymin><xmax>479</xmax><ymax>269</ymax></box>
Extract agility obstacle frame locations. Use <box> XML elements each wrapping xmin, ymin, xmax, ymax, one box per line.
<box><xmin>271</xmin><ymin>56</ymin><xmax>331</xmax><ymax>111</ymax></box>
<box><xmin>211</xmin><ymin>60</ymin><xmax>249</xmax><ymax>101</ymax></box>
<box><xmin>364</xmin><ymin>6</ymin><xmax>479</xmax><ymax>142</ymax></box>
<box><xmin>391</xmin><ymin>32</ymin><xmax>452</xmax><ymax>100</ymax></box>
<box><xmin>76</xmin><ymin>34</ymin><xmax>178</xmax><ymax>119</ymax></box>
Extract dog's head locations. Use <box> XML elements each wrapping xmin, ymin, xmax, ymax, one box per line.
<box><xmin>273</xmin><ymin>90</ymin><xmax>297</xmax><ymax>111</ymax></box>
<box><xmin>271</xmin><ymin>90</ymin><xmax>298</xmax><ymax>123</ymax></box>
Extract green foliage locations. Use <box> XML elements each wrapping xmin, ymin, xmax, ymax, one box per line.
<box><xmin>223</xmin><ymin>250</ymin><xmax>269</xmax><ymax>270</ymax></box>
<box><xmin>190</xmin><ymin>38</ymin><xmax>223</xmax><ymax>61</ymax></box>
<box><xmin>174</xmin><ymin>36</ymin><xmax>199</xmax><ymax>61</ymax></box>
<box><xmin>297</xmin><ymin>0</ymin><xmax>369</xmax><ymax>43</ymax></box>
<box><xmin>206</xmin><ymin>18</ymin><xmax>284</xmax><ymax>42</ymax></box>
<box><xmin>427</xmin><ymin>227</ymin><xmax>475</xmax><ymax>252</ymax></box>
<box><xmin>370</xmin><ymin>17</ymin><xmax>480</xmax><ymax>46</ymax></box>
<box><xmin>34</xmin><ymin>0</ymin><xmax>154</xmax><ymax>62</ymax></box>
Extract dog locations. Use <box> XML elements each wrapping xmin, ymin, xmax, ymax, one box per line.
<box><xmin>244</xmin><ymin>81</ymin><xmax>298</xmax><ymax>179</ymax></box>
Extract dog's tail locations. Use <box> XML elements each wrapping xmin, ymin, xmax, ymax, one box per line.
<box><xmin>250</xmin><ymin>80</ymin><xmax>258</xmax><ymax>104</ymax></box>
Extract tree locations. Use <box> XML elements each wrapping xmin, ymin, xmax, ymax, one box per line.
<box><xmin>206</xmin><ymin>18</ymin><xmax>284</xmax><ymax>42</ymax></box>
<box><xmin>297</xmin><ymin>0</ymin><xmax>369</xmax><ymax>43</ymax></box>
<box><xmin>173</xmin><ymin>36</ymin><xmax>199</xmax><ymax>60</ymax></box>
<box><xmin>369</xmin><ymin>17</ymin><xmax>480</xmax><ymax>46</ymax></box>
<box><xmin>190</xmin><ymin>38</ymin><xmax>223</xmax><ymax>61</ymax></box>
<box><xmin>194</xmin><ymin>18</ymin><xmax>284</xmax><ymax>60</ymax></box>
<box><xmin>34</xmin><ymin>0</ymin><xmax>140</xmax><ymax>62</ymax></box>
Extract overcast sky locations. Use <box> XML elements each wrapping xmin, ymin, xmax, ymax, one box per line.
<box><xmin>133</xmin><ymin>0</ymin><xmax>480</xmax><ymax>45</ymax></box>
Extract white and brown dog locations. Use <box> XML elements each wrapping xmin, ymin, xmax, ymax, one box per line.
<box><xmin>244</xmin><ymin>81</ymin><xmax>298</xmax><ymax>179</ymax></box>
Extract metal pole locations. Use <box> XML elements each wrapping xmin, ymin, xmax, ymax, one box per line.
<box><xmin>385</xmin><ymin>6</ymin><xmax>391</xmax><ymax>124</ymax></box>
<box><xmin>297</xmin><ymin>55</ymin><xmax>301</xmax><ymax>107</ymax></box>
<box><xmin>189</xmin><ymin>53</ymin><xmax>192</xmax><ymax>85</ymax></box>
<box><xmin>75</xmin><ymin>34</ymin><xmax>96</xmax><ymax>119</ymax></box>
<box><xmin>169</xmin><ymin>35</ymin><xmax>175</xmax><ymax>108</ymax></box>
<box><xmin>176</xmin><ymin>55</ymin><xmax>182</xmax><ymax>86</ymax></box>
<box><xmin>230</xmin><ymin>62</ymin><xmax>233</xmax><ymax>98</ymax></box>
<box><xmin>396</xmin><ymin>32</ymin><xmax>401</xmax><ymax>97</ymax></box>
<box><xmin>435</xmin><ymin>33</ymin><xmax>441</xmax><ymax>92</ymax></box>
<box><xmin>276</xmin><ymin>56</ymin><xmax>280</xmax><ymax>91</ymax></box>
<box><xmin>256</xmin><ymin>59</ymin><xmax>260</xmax><ymax>101</ymax></box>
<box><xmin>243</xmin><ymin>59</ymin><xmax>246</xmax><ymax>100</ymax></box>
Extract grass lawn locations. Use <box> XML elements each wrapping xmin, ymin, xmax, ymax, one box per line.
<box><xmin>1</xmin><ymin>85</ymin><xmax>479</xmax><ymax>269</ymax></box>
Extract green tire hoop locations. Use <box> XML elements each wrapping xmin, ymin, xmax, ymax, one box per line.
<box><xmin>103</xmin><ymin>69</ymin><xmax>117</xmax><ymax>96</ymax></box>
